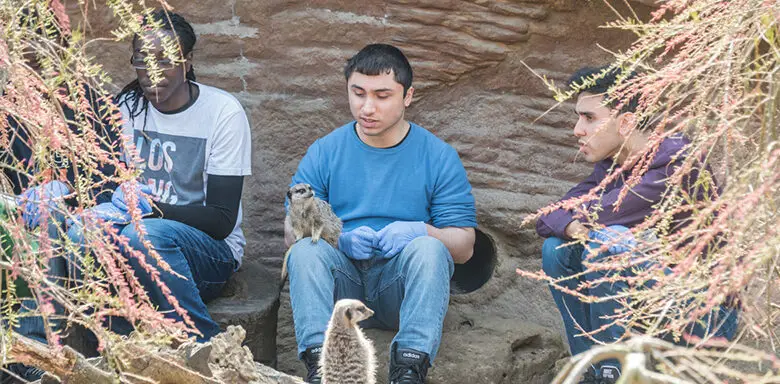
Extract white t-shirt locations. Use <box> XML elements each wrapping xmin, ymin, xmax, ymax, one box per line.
<box><xmin>119</xmin><ymin>82</ymin><xmax>252</xmax><ymax>265</ymax></box>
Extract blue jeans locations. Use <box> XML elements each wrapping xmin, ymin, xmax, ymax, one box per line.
<box><xmin>542</xmin><ymin>233</ymin><xmax>739</xmax><ymax>370</ymax></box>
<box><xmin>18</xmin><ymin>218</ymin><xmax>235</xmax><ymax>343</ymax></box>
<box><xmin>15</xmin><ymin>209</ymin><xmax>69</xmax><ymax>344</ymax></box>
<box><xmin>287</xmin><ymin>236</ymin><xmax>454</xmax><ymax>363</ymax></box>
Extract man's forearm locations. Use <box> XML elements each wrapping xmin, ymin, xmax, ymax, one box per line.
<box><xmin>426</xmin><ymin>225</ymin><xmax>475</xmax><ymax>264</ymax></box>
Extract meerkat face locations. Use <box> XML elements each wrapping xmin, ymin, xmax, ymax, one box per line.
<box><xmin>287</xmin><ymin>183</ymin><xmax>315</xmax><ymax>201</ymax></box>
<box><xmin>334</xmin><ymin>299</ymin><xmax>374</xmax><ymax>326</ymax></box>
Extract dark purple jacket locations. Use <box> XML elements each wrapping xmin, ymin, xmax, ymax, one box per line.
<box><xmin>536</xmin><ymin>136</ymin><xmax>706</xmax><ymax>239</ymax></box>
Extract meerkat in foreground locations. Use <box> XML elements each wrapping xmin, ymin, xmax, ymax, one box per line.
<box><xmin>281</xmin><ymin>183</ymin><xmax>342</xmax><ymax>280</ymax></box>
<box><xmin>320</xmin><ymin>299</ymin><xmax>376</xmax><ymax>384</ymax></box>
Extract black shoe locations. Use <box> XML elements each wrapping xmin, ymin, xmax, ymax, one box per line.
<box><xmin>389</xmin><ymin>345</ymin><xmax>430</xmax><ymax>384</ymax></box>
<box><xmin>1</xmin><ymin>363</ymin><xmax>45</xmax><ymax>383</ymax></box>
<box><xmin>598</xmin><ymin>365</ymin><xmax>621</xmax><ymax>384</ymax></box>
<box><xmin>578</xmin><ymin>366</ymin><xmax>601</xmax><ymax>384</ymax></box>
<box><xmin>301</xmin><ymin>345</ymin><xmax>322</xmax><ymax>384</ymax></box>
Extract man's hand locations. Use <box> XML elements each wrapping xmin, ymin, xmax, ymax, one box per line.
<box><xmin>376</xmin><ymin>221</ymin><xmax>427</xmax><ymax>259</ymax></box>
<box><xmin>17</xmin><ymin>180</ymin><xmax>70</xmax><ymax>229</ymax></box>
<box><xmin>338</xmin><ymin>226</ymin><xmax>378</xmax><ymax>260</ymax></box>
<box><xmin>564</xmin><ymin>220</ymin><xmax>589</xmax><ymax>240</ymax></box>
<box><xmin>588</xmin><ymin>225</ymin><xmax>636</xmax><ymax>255</ymax></box>
<box><xmin>111</xmin><ymin>182</ymin><xmax>153</xmax><ymax>215</ymax></box>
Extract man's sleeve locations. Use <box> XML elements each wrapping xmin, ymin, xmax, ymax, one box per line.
<box><xmin>287</xmin><ymin>141</ymin><xmax>328</xmax><ymax>210</ymax></box>
<box><xmin>154</xmin><ymin>175</ymin><xmax>243</xmax><ymax>240</ymax></box>
<box><xmin>429</xmin><ymin>146</ymin><xmax>477</xmax><ymax>228</ymax></box>
<box><xmin>536</xmin><ymin>166</ymin><xmax>602</xmax><ymax>239</ymax></box>
<box><xmin>594</xmin><ymin>163</ymin><xmax>677</xmax><ymax>228</ymax></box>
<box><xmin>207</xmin><ymin>110</ymin><xmax>252</xmax><ymax>176</ymax></box>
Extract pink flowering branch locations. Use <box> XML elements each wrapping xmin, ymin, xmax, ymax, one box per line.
<box><xmin>520</xmin><ymin>0</ymin><xmax>780</xmax><ymax>381</ymax></box>
<box><xmin>0</xmin><ymin>2</ymin><xmax>217</xmax><ymax>382</ymax></box>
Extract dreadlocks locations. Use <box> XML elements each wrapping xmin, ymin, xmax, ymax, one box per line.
<box><xmin>115</xmin><ymin>9</ymin><xmax>197</xmax><ymax>123</ymax></box>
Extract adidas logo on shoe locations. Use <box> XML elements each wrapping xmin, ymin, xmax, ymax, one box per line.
<box><xmin>599</xmin><ymin>365</ymin><xmax>621</xmax><ymax>384</ymax></box>
<box><xmin>402</xmin><ymin>352</ymin><xmax>421</xmax><ymax>360</ymax></box>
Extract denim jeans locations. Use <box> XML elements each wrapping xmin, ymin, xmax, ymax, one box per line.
<box><xmin>14</xmin><ymin>209</ymin><xmax>69</xmax><ymax>344</ymax></box>
<box><xmin>17</xmin><ymin>218</ymin><xmax>235</xmax><ymax>343</ymax></box>
<box><xmin>287</xmin><ymin>236</ymin><xmax>454</xmax><ymax>363</ymax></box>
<box><xmin>541</xmin><ymin>232</ymin><xmax>739</xmax><ymax>372</ymax></box>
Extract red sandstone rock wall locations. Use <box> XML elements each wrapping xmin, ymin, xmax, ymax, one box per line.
<box><xmin>68</xmin><ymin>1</ymin><xmax>649</xmax><ymax>259</ymax></box>
<box><xmin>65</xmin><ymin>1</ymin><xmax>655</xmax><ymax>382</ymax></box>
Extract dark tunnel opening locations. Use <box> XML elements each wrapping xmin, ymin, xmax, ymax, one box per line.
<box><xmin>451</xmin><ymin>228</ymin><xmax>497</xmax><ymax>294</ymax></box>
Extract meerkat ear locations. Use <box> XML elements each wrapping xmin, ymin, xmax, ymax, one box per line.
<box><xmin>345</xmin><ymin>308</ymin><xmax>353</xmax><ymax>322</ymax></box>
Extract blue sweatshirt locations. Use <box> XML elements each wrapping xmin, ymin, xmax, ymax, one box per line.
<box><xmin>291</xmin><ymin>122</ymin><xmax>477</xmax><ymax>232</ymax></box>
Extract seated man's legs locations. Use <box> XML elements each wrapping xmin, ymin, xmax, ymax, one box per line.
<box><xmin>14</xmin><ymin>254</ymin><xmax>67</xmax><ymax>344</ymax></box>
<box><xmin>14</xmin><ymin>210</ymin><xmax>70</xmax><ymax>344</ymax></box>
<box><xmin>543</xmin><ymin>233</ymin><xmax>630</xmax><ymax>381</ymax></box>
<box><xmin>370</xmin><ymin>236</ymin><xmax>454</xmax><ymax>359</ymax></box>
<box><xmin>367</xmin><ymin>236</ymin><xmax>454</xmax><ymax>382</ymax></box>
<box><xmin>541</xmin><ymin>236</ymin><xmax>592</xmax><ymax>356</ymax></box>
<box><xmin>117</xmin><ymin>218</ymin><xmax>236</xmax><ymax>341</ymax></box>
<box><xmin>286</xmin><ymin>237</ymin><xmax>364</xmax><ymax>382</ymax></box>
<box><xmin>582</xmin><ymin>238</ymin><xmax>634</xmax><ymax>380</ymax></box>
<box><xmin>672</xmin><ymin>299</ymin><xmax>740</xmax><ymax>345</ymax></box>
<box><xmin>545</xmin><ymin>229</ymin><xmax>742</xmax><ymax>383</ymax></box>
<box><xmin>583</xmin><ymin>239</ymin><xmax>635</xmax><ymax>346</ymax></box>
<box><xmin>8</xmin><ymin>209</ymin><xmax>70</xmax><ymax>381</ymax></box>
<box><xmin>287</xmin><ymin>236</ymin><xmax>453</xmax><ymax>383</ymax></box>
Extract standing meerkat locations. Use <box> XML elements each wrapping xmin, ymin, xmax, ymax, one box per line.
<box><xmin>281</xmin><ymin>183</ymin><xmax>342</xmax><ymax>280</ymax></box>
<box><xmin>320</xmin><ymin>299</ymin><xmax>376</xmax><ymax>384</ymax></box>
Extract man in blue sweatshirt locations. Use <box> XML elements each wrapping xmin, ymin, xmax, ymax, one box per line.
<box><xmin>285</xmin><ymin>44</ymin><xmax>477</xmax><ymax>384</ymax></box>
<box><xmin>537</xmin><ymin>66</ymin><xmax>738</xmax><ymax>383</ymax></box>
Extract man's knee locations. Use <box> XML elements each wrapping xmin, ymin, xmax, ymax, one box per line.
<box><xmin>541</xmin><ymin>237</ymin><xmax>569</xmax><ymax>277</ymax></box>
<box><xmin>119</xmin><ymin>219</ymin><xmax>173</xmax><ymax>251</ymax></box>
<box><xmin>286</xmin><ymin>237</ymin><xmax>342</xmax><ymax>273</ymax></box>
<box><xmin>586</xmin><ymin>225</ymin><xmax>635</xmax><ymax>260</ymax></box>
<box><xmin>398</xmin><ymin>236</ymin><xmax>453</xmax><ymax>277</ymax></box>
<box><xmin>117</xmin><ymin>220</ymin><xmax>182</xmax><ymax>275</ymax></box>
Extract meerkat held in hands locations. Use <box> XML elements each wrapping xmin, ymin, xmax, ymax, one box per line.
<box><xmin>281</xmin><ymin>183</ymin><xmax>342</xmax><ymax>280</ymax></box>
<box><xmin>320</xmin><ymin>299</ymin><xmax>377</xmax><ymax>384</ymax></box>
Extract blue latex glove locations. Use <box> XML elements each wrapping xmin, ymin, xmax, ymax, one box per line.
<box><xmin>338</xmin><ymin>226</ymin><xmax>378</xmax><ymax>260</ymax></box>
<box><xmin>17</xmin><ymin>180</ymin><xmax>70</xmax><ymax>229</ymax></box>
<box><xmin>90</xmin><ymin>202</ymin><xmax>133</xmax><ymax>224</ymax></box>
<box><xmin>588</xmin><ymin>225</ymin><xmax>636</xmax><ymax>255</ymax></box>
<box><xmin>111</xmin><ymin>182</ymin><xmax>153</xmax><ymax>215</ymax></box>
<box><xmin>67</xmin><ymin>202</ymin><xmax>133</xmax><ymax>229</ymax></box>
<box><xmin>376</xmin><ymin>221</ymin><xmax>428</xmax><ymax>259</ymax></box>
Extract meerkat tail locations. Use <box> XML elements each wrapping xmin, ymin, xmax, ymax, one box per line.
<box><xmin>280</xmin><ymin>247</ymin><xmax>292</xmax><ymax>281</ymax></box>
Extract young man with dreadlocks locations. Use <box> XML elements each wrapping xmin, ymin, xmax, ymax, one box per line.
<box><xmin>82</xmin><ymin>9</ymin><xmax>252</xmax><ymax>341</ymax></box>
<box><xmin>5</xmin><ymin>10</ymin><xmax>249</xmax><ymax>383</ymax></box>
<box><xmin>536</xmin><ymin>66</ymin><xmax>739</xmax><ymax>384</ymax></box>
<box><xmin>285</xmin><ymin>44</ymin><xmax>476</xmax><ymax>384</ymax></box>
